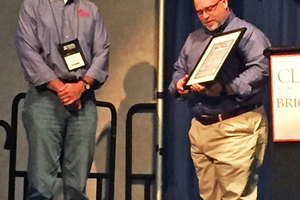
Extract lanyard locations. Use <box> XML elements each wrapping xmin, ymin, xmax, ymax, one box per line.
<box><xmin>49</xmin><ymin>0</ymin><xmax>79</xmax><ymax>44</ymax></box>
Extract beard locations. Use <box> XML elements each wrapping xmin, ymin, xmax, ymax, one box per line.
<box><xmin>202</xmin><ymin>20</ymin><xmax>221</xmax><ymax>31</ymax></box>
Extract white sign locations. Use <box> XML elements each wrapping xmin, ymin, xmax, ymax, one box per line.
<box><xmin>271</xmin><ymin>54</ymin><xmax>300</xmax><ymax>141</ymax></box>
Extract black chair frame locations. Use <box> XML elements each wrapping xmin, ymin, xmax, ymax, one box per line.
<box><xmin>125</xmin><ymin>103</ymin><xmax>156</xmax><ymax>200</ymax></box>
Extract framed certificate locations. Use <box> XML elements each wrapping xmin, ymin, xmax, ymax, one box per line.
<box><xmin>184</xmin><ymin>27</ymin><xmax>246</xmax><ymax>87</ymax></box>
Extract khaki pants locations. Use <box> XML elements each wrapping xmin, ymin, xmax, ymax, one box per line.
<box><xmin>189</xmin><ymin>106</ymin><xmax>268</xmax><ymax>200</ymax></box>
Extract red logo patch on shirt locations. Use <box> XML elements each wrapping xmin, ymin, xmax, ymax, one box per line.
<box><xmin>78</xmin><ymin>9</ymin><xmax>89</xmax><ymax>17</ymax></box>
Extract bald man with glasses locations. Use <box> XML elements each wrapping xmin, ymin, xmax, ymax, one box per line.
<box><xmin>168</xmin><ymin>0</ymin><xmax>271</xmax><ymax>199</ymax></box>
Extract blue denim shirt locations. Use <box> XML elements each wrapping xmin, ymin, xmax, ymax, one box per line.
<box><xmin>15</xmin><ymin>0</ymin><xmax>109</xmax><ymax>88</ymax></box>
<box><xmin>169</xmin><ymin>12</ymin><xmax>271</xmax><ymax>116</ymax></box>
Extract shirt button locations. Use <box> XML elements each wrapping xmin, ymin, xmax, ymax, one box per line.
<box><xmin>66</xmin><ymin>36</ymin><xmax>69</xmax><ymax>38</ymax></box>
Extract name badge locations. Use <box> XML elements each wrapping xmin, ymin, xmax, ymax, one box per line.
<box><xmin>58</xmin><ymin>39</ymin><xmax>87</xmax><ymax>71</ymax></box>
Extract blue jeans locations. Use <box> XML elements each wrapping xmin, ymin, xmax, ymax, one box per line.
<box><xmin>22</xmin><ymin>85</ymin><xmax>98</xmax><ymax>200</ymax></box>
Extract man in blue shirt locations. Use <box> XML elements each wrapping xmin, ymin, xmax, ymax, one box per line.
<box><xmin>169</xmin><ymin>0</ymin><xmax>271</xmax><ymax>199</ymax></box>
<box><xmin>15</xmin><ymin>0</ymin><xmax>109</xmax><ymax>199</ymax></box>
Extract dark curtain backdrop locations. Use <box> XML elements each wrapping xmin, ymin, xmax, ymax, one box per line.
<box><xmin>163</xmin><ymin>0</ymin><xmax>300</xmax><ymax>200</ymax></box>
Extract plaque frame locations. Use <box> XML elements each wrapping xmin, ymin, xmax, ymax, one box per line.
<box><xmin>184</xmin><ymin>27</ymin><xmax>246</xmax><ymax>87</ymax></box>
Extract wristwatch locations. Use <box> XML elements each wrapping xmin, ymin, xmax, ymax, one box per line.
<box><xmin>80</xmin><ymin>78</ymin><xmax>91</xmax><ymax>90</ymax></box>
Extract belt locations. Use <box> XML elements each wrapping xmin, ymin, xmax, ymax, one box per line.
<box><xmin>195</xmin><ymin>103</ymin><xmax>262</xmax><ymax>125</ymax></box>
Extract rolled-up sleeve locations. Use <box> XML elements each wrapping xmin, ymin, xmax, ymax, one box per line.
<box><xmin>85</xmin><ymin>9</ymin><xmax>109</xmax><ymax>88</ymax></box>
<box><xmin>168</xmin><ymin>39</ymin><xmax>190</xmax><ymax>97</ymax></box>
<box><xmin>15</xmin><ymin>1</ymin><xmax>57</xmax><ymax>87</ymax></box>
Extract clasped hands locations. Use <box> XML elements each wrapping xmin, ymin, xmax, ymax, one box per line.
<box><xmin>58</xmin><ymin>82</ymin><xmax>85</xmax><ymax>110</ymax></box>
<box><xmin>176</xmin><ymin>74</ymin><xmax>222</xmax><ymax>96</ymax></box>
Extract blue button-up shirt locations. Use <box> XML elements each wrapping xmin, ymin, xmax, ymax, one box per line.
<box><xmin>169</xmin><ymin>12</ymin><xmax>271</xmax><ymax>116</ymax></box>
<box><xmin>15</xmin><ymin>0</ymin><xmax>109</xmax><ymax>88</ymax></box>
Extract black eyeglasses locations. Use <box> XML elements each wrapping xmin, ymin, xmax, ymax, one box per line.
<box><xmin>195</xmin><ymin>0</ymin><xmax>222</xmax><ymax>15</ymax></box>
